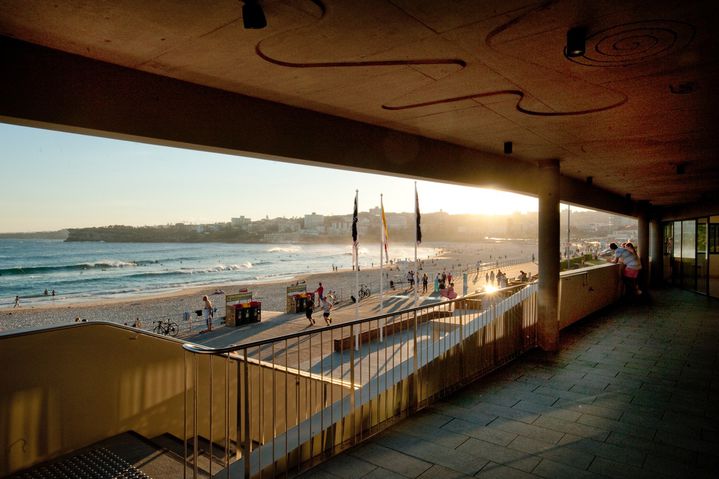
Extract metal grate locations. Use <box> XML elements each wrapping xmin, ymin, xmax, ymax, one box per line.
<box><xmin>14</xmin><ymin>447</ymin><xmax>152</xmax><ymax>479</ymax></box>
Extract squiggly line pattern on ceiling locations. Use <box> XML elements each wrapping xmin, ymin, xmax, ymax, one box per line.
<box><xmin>254</xmin><ymin>2</ymin><xmax>690</xmax><ymax>116</ymax></box>
<box><xmin>380</xmin><ymin>88</ymin><xmax>625</xmax><ymax>116</ymax></box>
<box><xmin>566</xmin><ymin>20</ymin><xmax>695</xmax><ymax>67</ymax></box>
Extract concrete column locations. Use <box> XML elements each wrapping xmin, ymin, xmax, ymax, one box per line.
<box><xmin>537</xmin><ymin>159</ymin><xmax>560</xmax><ymax>352</ymax></box>
<box><xmin>649</xmin><ymin>219</ymin><xmax>663</xmax><ymax>287</ymax></box>
<box><xmin>638</xmin><ymin>212</ymin><xmax>650</xmax><ymax>291</ymax></box>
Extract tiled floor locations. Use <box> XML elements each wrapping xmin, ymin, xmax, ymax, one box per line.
<box><xmin>301</xmin><ymin>288</ymin><xmax>719</xmax><ymax>478</ymax></box>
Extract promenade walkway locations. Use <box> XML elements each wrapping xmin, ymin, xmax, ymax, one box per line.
<box><xmin>301</xmin><ymin>288</ymin><xmax>719</xmax><ymax>479</ymax></box>
<box><xmin>187</xmin><ymin>260</ymin><xmax>538</xmax><ymax>348</ymax></box>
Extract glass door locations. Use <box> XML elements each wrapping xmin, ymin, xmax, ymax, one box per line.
<box><xmin>681</xmin><ymin>220</ymin><xmax>696</xmax><ymax>290</ymax></box>
<box><xmin>663</xmin><ymin>222</ymin><xmax>673</xmax><ymax>282</ymax></box>
<box><xmin>697</xmin><ymin>218</ymin><xmax>708</xmax><ymax>294</ymax></box>
<box><xmin>672</xmin><ymin>220</ymin><xmax>682</xmax><ymax>286</ymax></box>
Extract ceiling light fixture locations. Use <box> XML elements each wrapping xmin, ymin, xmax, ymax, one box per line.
<box><xmin>676</xmin><ymin>162</ymin><xmax>686</xmax><ymax>174</ymax></box>
<box><xmin>565</xmin><ymin>27</ymin><xmax>586</xmax><ymax>58</ymax></box>
<box><xmin>586</xmin><ymin>176</ymin><xmax>593</xmax><ymax>185</ymax></box>
<box><xmin>242</xmin><ymin>0</ymin><xmax>267</xmax><ymax>29</ymax></box>
<box><xmin>504</xmin><ymin>141</ymin><xmax>513</xmax><ymax>154</ymax></box>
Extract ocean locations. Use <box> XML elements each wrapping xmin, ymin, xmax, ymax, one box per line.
<box><xmin>0</xmin><ymin>240</ymin><xmax>438</xmax><ymax>307</ymax></box>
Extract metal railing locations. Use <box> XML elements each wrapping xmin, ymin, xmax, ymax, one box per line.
<box><xmin>182</xmin><ymin>282</ymin><xmax>538</xmax><ymax>478</ymax></box>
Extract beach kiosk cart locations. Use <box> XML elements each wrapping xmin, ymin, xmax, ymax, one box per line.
<box><xmin>286</xmin><ymin>283</ymin><xmax>310</xmax><ymax>313</ymax></box>
<box><xmin>225</xmin><ymin>291</ymin><xmax>261</xmax><ymax>326</ymax></box>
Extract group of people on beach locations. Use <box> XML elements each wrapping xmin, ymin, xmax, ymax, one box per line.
<box><xmin>13</xmin><ymin>288</ymin><xmax>57</xmax><ymax>308</ymax></box>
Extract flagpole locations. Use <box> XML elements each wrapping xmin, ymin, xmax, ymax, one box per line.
<box><xmin>379</xmin><ymin>194</ymin><xmax>384</xmax><ymax>314</ymax></box>
<box><xmin>414</xmin><ymin>182</ymin><xmax>419</xmax><ymax>308</ymax></box>
<box><xmin>354</xmin><ymin>190</ymin><xmax>360</xmax><ymax>350</ymax></box>
<box><xmin>379</xmin><ymin>194</ymin><xmax>384</xmax><ymax>342</ymax></box>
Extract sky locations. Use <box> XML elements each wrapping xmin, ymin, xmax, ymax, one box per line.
<box><xmin>0</xmin><ymin>123</ymin><xmax>540</xmax><ymax>233</ymax></box>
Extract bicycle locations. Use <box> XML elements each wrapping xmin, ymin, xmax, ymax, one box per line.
<box><xmin>359</xmin><ymin>284</ymin><xmax>371</xmax><ymax>300</ymax></box>
<box><xmin>153</xmin><ymin>319</ymin><xmax>179</xmax><ymax>337</ymax></box>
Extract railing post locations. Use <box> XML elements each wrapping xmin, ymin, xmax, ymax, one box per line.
<box><xmin>458</xmin><ymin>299</ymin><xmax>465</xmax><ymax>382</ymax></box>
<box><xmin>411</xmin><ymin>309</ymin><xmax>418</xmax><ymax>410</ymax></box>
<box><xmin>243</xmin><ymin>349</ymin><xmax>251</xmax><ymax>479</ymax></box>
<box><xmin>193</xmin><ymin>355</ymin><xmax>199</xmax><ymax>479</ymax></box>
<box><xmin>209</xmin><ymin>357</ymin><xmax>213</xmax><ymax>478</ymax></box>
<box><xmin>183</xmin><ymin>353</ymin><xmax>188</xmax><ymax>479</ymax></box>
<box><xmin>349</xmin><ymin>324</ymin><xmax>356</xmax><ymax>444</ymax></box>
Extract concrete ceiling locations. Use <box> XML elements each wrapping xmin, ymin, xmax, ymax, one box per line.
<box><xmin>1</xmin><ymin>0</ymin><xmax>718</xmax><ymax>213</ymax></box>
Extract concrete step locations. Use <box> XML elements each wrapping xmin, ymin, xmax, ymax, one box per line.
<box><xmin>10</xmin><ymin>432</ymin><xmax>189</xmax><ymax>479</ymax></box>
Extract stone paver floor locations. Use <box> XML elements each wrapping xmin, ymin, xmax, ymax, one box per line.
<box><xmin>301</xmin><ymin>288</ymin><xmax>719</xmax><ymax>478</ymax></box>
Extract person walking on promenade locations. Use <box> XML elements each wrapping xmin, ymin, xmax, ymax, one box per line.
<box><xmin>315</xmin><ymin>282</ymin><xmax>325</xmax><ymax>306</ymax></box>
<box><xmin>321</xmin><ymin>298</ymin><xmax>332</xmax><ymax>325</ymax></box>
<box><xmin>305</xmin><ymin>295</ymin><xmax>315</xmax><ymax>325</ymax></box>
<box><xmin>13</xmin><ymin>295</ymin><xmax>20</xmax><ymax>308</ymax></box>
<box><xmin>490</xmin><ymin>270</ymin><xmax>495</xmax><ymax>285</ymax></box>
<box><xmin>422</xmin><ymin>273</ymin><xmax>428</xmax><ymax>293</ymax></box>
<box><xmin>202</xmin><ymin>295</ymin><xmax>214</xmax><ymax>332</ymax></box>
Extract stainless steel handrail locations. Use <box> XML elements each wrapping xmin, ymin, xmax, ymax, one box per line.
<box><xmin>181</xmin><ymin>283</ymin><xmax>529</xmax><ymax>355</ymax></box>
<box><xmin>180</xmin><ymin>281</ymin><xmax>538</xmax><ymax>478</ymax></box>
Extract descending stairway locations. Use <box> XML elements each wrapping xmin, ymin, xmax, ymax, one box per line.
<box><xmin>150</xmin><ymin>432</ymin><xmax>237</xmax><ymax>475</ymax></box>
<box><xmin>9</xmin><ymin>432</ymin><xmax>199</xmax><ymax>479</ymax></box>
<box><xmin>11</xmin><ymin>447</ymin><xmax>150</xmax><ymax>479</ymax></box>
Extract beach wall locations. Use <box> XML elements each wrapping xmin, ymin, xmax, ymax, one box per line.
<box><xmin>0</xmin><ymin>323</ymin><xmax>189</xmax><ymax>475</ymax></box>
<box><xmin>558</xmin><ymin>263</ymin><xmax>623</xmax><ymax>329</ymax></box>
<box><xmin>0</xmin><ymin>322</ymin><xmax>355</xmax><ymax>476</ymax></box>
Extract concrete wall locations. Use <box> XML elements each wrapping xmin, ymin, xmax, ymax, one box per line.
<box><xmin>559</xmin><ymin>264</ymin><xmax>623</xmax><ymax>330</ymax></box>
<box><xmin>0</xmin><ymin>323</ymin><xmax>351</xmax><ymax>476</ymax></box>
<box><xmin>0</xmin><ymin>323</ymin><xmax>187</xmax><ymax>475</ymax></box>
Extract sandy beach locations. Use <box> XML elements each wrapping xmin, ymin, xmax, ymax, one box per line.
<box><xmin>1</xmin><ymin>240</ymin><xmax>536</xmax><ymax>333</ymax></box>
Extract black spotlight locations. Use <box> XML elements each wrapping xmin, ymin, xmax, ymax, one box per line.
<box><xmin>242</xmin><ymin>0</ymin><xmax>267</xmax><ymax>29</ymax></box>
<box><xmin>565</xmin><ymin>27</ymin><xmax>586</xmax><ymax>57</ymax></box>
<box><xmin>586</xmin><ymin>176</ymin><xmax>593</xmax><ymax>185</ymax></box>
<box><xmin>676</xmin><ymin>163</ymin><xmax>686</xmax><ymax>174</ymax></box>
<box><xmin>503</xmin><ymin>141</ymin><xmax>513</xmax><ymax>155</ymax></box>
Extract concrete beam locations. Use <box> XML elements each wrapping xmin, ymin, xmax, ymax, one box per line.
<box><xmin>656</xmin><ymin>201</ymin><xmax>718</xmax><ymax>222</ymax></box>
<box><xmin>0</xmin><ymin>36</ymin><xmax>635</xmax><ymax>216</ymax></box>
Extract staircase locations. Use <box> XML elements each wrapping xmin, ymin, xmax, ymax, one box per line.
<box><xmin>9</xmin><ymin>432</ymin><xmax>215</xmax><ymax>479</ymax></box>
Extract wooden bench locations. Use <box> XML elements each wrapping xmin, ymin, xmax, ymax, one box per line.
<box><xmin>455</xmin><ymin>298</ymin><xmax>482</xmax><ymax>311</ymax></box>
<box><xmin>333</xmin><ymin>310</ymin><xmax>453</xmax><ymax>352</ymax></box>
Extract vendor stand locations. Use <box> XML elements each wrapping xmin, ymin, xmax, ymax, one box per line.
<box><xmin>286</xmin><ymin>283</ymin><xmax>311</xmax><ymax>313</ymax></box>
<box><xmin>225</xmin><ymin>291</ymin><xmax>261</xmax><ymax>326</ymax></box>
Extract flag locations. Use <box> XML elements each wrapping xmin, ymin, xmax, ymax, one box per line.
<box><xmin>415</xmin><ymin>185</ymin><xmax>422</xmax><ymax>244</ymax></box>
<box><xmin>381</xmin><ymin>196</ymin><xmax>389</xmax><ymax>262</ymax></box>
<box><xmin>352</xmin><ymin>190</ymin><xmax>358</xmax><ymax>267</ymax></box>
<box><xmin>352</xmin><ymin>191</ymin><xmax>358</xmax><ymax>245</ymax></box>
